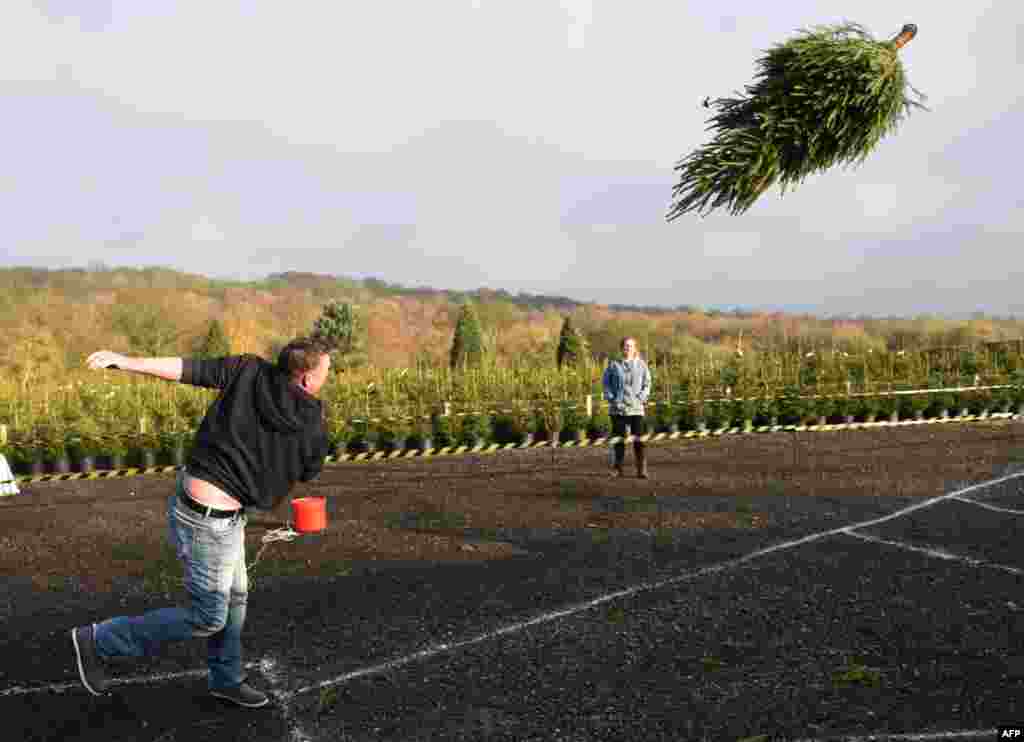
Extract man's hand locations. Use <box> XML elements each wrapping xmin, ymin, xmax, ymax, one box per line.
<box><xmin>87</xmin><ymin>351</ymin><xmax>132</xmax><ymax>371</ymax></box>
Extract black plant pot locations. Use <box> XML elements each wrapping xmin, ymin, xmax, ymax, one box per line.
<box><xmin>76</xmin><ymin>456</ymin><xmax>96</xmax><ymax>474</ymax></box>
<box><xmin>167</xmin><ymin>445</ymin><xmax>186</xmax><ymax>467</ymax></box>
<box><xmin>50</xmin><ymin>457</ymin><xmax>71</xmax><ymax>474</ymax></box>
<box><xmin>103</xmin><ymin>454</ymin><xmax>126</xmax><ymax>471</ymax></box>
<box><xmin>348</xmin><ymin>439</ymin><xmax>376</xmax><ymax>455</ymax></box>
<box><xmin>29</xmin><ymin>460</ymin><xmax>46</xmax><ymax>476</ymax></box>
<box><xmin>406</xmin><ymin>436</ymin><xmax>431</xmax><ymax>452</ymax></box>
<box><xmin>136</xmin><ymin>450</ymin><xmax>158</xmax><ymax>468</ymax></box>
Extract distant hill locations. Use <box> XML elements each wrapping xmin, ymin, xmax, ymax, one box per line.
<box><xmin>1</xmin><ymin>265</ymin><xmax>1021</xmax><ymax>376</ymax></box>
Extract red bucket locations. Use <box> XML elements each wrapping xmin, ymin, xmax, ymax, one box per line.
<box><xmin>291</xmin><ymin>497</ymin><xmax>327</xmax><ymax>534</ymax></box>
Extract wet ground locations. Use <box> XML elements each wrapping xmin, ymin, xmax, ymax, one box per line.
<box><xmin>2</xmin><ymin>420</ymin><xmax>1024</xmax><ymax>741</ymax></box>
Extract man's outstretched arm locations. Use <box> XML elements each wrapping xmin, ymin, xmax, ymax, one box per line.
<box><xmin>86</xmin><ymin>351</ymin><xmax>183</xmax><ymax>382</ymax></box>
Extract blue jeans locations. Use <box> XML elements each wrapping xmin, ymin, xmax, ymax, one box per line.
<box><xmin>93</xmin><ymin>470</ymin><xmax>249</xmax><ymax>690</ymax></box>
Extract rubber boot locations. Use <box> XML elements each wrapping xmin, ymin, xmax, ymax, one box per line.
<box><xmin>612</xmin><ymin>442</ymin><xmax>625</xmax><ymax>477</ymax></box>
<box><xmin>634</xmin><ymin>441</ymin><xmax>648</xmax><ymax>479</ymax></box>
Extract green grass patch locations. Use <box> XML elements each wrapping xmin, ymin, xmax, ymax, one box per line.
<box><xmin>652</xmin><ymin>527</ymin><xmax>674</xmax><ymax>548</ymax></box>
<box><xmin>621</xmin><ymin>495</ymin><xmax>659</xmax><ymax>514</ymax></box>
<box><xmin>319</xmin><ymin>559</ymin><xmax>352</xmax><ymax>577</ymax></box>
<box><xmin>559</xmin><ymin>480</ymin><xmax>600</xmax><ymax>508</ymax></box>
<box><xmin>475</xmin><ymin>526</ymin><xmax>502</xmax><ymax>541</ymax></box>
<box><xmin>590</xmin><ymin>527</ymin><xmax>610</xmax><ymax>544</ymax></box>
<box><xmin>733</xmin><ymin>499</ymin><xmax>759</xmax><ymax>528</ymax></box>
<box><xmin>701</xmin><ymin>655</ymin><xmax>723</xmax><ymax>672</ymax></box>
<box><xmin>111</xmin><ymin>541</ymin><xmax>148</xmax><ymax>562</ymax></box>
<box><xmin>607</xmin><ymin>606</ymin><xmax>626</xmax><ymax>624</ymax></box>
<box><xmin>318</xmin><ymin>686</ymin><xmax>339</xmax><ymax>715</ymax></box>
<box><xmin>831</xmin><ymin>660</ymin><xmax>881</xmax><ymax>688</ymax></box>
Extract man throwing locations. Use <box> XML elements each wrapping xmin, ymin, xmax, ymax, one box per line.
<box><xmin>71</xmin><ymin>338</ymin><xmax>330</xmax><ymax>708</ymax></box>
<box><xmin>602</xmin><ymin>336</ymin><xmax>652</xmax><ymax>479</ymax></box>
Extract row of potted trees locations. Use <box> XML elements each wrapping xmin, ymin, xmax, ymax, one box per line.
<box><xmin>334</xmin><ymin>386</ymin><xmax>1024</xmax><ymax>455</ymax></box>
<box><xmin>334</xmin><ymin>402</ymin><xmax>604</xmax><ymax>456</ymax></box>
<box><xmin>5</xmin><ymin>386</ymin><xmax>1024</xmax><ymax>472</ymax></box>
<box><xmin>3</xmin><ymin>425</ymin><xmax>194</xmax><ymax>476</ymax></box>
<box><xmin>664</xmin><ymin>385</ymin><xmax>1024</xmax><ymax>432</ymax></box>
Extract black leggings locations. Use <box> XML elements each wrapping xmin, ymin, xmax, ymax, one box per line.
<box><xmin>611</xmin><ymin>415</ymin><xmax>647</xmax><ymax>438</ymax></box>
<box><xmin>610</xmin><ymin>415</ymin><xmax>645</xmax><ymax>466</ymax></box>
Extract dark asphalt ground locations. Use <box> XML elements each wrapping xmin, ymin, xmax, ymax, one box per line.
<box><xmin>3</xmin><ymin>429</ymin><xmax>1024</xmax><ymax>742</ymax></box>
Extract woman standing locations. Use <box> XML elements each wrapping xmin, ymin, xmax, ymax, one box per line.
<box><xmin>602</xmin><ymin>337</ymin><xmax>651</xmax><ymax>479</ymax></box>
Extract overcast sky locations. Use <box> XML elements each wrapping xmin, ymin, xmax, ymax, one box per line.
<box><xmin>2</xmin><ymin>1</ymin><xmax>1022</xmax><ymax>317</ymax></box>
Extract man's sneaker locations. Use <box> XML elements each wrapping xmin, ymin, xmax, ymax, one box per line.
<box><xmin>71</xmin><ymin>624</ymin><xmax>108</xmax><ymax>696</ymax></box>
<box><xmin>210</xmin><ymin>683</ymin><xmax>270</xmax><ymax>708</ymax></box>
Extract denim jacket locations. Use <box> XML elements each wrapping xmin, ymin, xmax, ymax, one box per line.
<box><xmin>602</xmin><ymin>358</ymin><xmax>651</xmax><ymax>416</ymax></box>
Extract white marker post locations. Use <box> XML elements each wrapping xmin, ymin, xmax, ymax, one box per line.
<box><xmin>0</xmin><ymin>453</ymin><xmax>19</xmax><ymax>496</ymax></box>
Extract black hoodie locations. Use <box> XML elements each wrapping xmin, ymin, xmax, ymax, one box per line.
<box><xmin>181</xmin><ymin>354</ymin><xmax>328</xmax><ymax>510</ymax></box>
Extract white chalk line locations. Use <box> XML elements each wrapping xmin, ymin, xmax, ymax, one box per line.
<box><xmin>844</xmin><ymin>531</ymin><xmax>1024</xmax><ymax>577</ymax></box>
<box><xmin>261</xmin><ymin>658</ymin><xmax>312</xmax><ymax>742</ymax></box>
<box><xmin>5</xmin><ymin>469</ymin><xmax>1024</xmax><ymax>710</ymax></box>
<box><xmin>953</xmin><ymin>495</ymin><xmax>1024</xmax><ymax>515</ymax></box>
<box><xmin>794</xmin><ymin>729</ymin><xmax>998</xmax><ymax>742</ymax></box>
<box><xmin>283</xmin><ymin>470</ymin><xmax>1024</xmax><ymax>700</ymax></box>
<box><xmin>0</xmin><ymin>661</ymin><xmax>262</xmax><ymax>698</ymax></box>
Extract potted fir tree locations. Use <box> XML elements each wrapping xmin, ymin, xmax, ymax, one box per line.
<box><xmin>377</xmin><ymin>417</ymin><xmax>409</xmax><ymax>454</ymax></box>
<box><xmin>159</xmin><ymin>428</ymin><xmax>189</xmax><ymax>467</ymax></box>
<box><xmin>329</xmin><ymin>427</ymin><xmax>351</xmax><ymax>459</ymax></box>
<box><xmin>104</xmin><ymin>429</ymin><xmax>130</xmax><ymax>471</ymax></box>
<box><xmin>347</xmin><ymin>420</ymin><xmax>377</xmax><ymax>454</ymax></box>
<box><xmin>68</xmin><ymin>417</ymin><xmax>104</xmax><ymax>473</ymax></box>
<box><xmin>991</xmin><ymin>385</ymin><xmax>1013</xmax><ymax>415</ymax></box>
<box><xmin>754</xmin><ymin>391</ymin><xmax>779</xmax><ymax>428</ymax></box>
<box><xmin>855</xmin><ymin>393</ymin><xmax>880</xmax><ymax>423</ymax></box>
<box><xmin>813</xmin><ymin>394</ymin><xmax>834</xmax><ymax>427</ymax></box>
<box><xmin>878</xmin><ymin>392</ymin><xmax>899</xmax><ymax>423</ymax></box>
<box><xmin>689</xmin><ymin>397</ymin><xmax>708</xmax><ymax>432</ymax></box>
<box><xmin>560</xmin><ymin>403</ymin><xmax>588</xmax><ymax>443</ymax></box>
<box><xmin>490</xmin><ymin>412</ymin><xmax>517</xmax><ymax>445</ymax></box>
<box><xmin>929</xmin><ymin>390</ymin><xmax>954</xmax><ymax>420</ymax></box>
<box><xmin>832</xmin><ymin>392</ymin><xmax>855</xmax><ymax>425</ymax></box>
<box><xmin>43</xmin><ymin>425</ymin><xmax>71</xmax><ymax>474</ymax></box>
<box><xmin>775</xmin><ymin>386</ymin><xmax>804</xmax><ymax>427</ymax></box>
<box><xmin>130</xmin><ymin>429</ymin><xmax>160</xmax><ymax>469</ymax></box>
<box><xmin>1012</xmin><ymin>376</ymin><xmax>1024</xmax><ymax>416</ymax></box>
<box><xmin>405</xmin><ymin>418</ymin><xmax>433</xmax><ymax>452</ymax></box>
<box><xmin>430</xmin><ymin>412</ymin><xmax>454</xmax><ymax>449</ymax></box>
<box><xmin>587</xmin><ymin>406</ymin><xmax>613</xmax><ymax>440</ymax></box>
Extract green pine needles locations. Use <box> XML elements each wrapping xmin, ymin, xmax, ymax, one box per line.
<box><xmin>450</xmin><ymin>302</ymin><xmax>484</xmax><ymax>370</ymax></box>
<box><xmin>667</xmin><ymin>22</ymin><xmax>927</xmax><ymax>219</ymax></box>
<box><xmin>556</xmin><ymin>316</ymin><xmax>586</xmax><ymax>368</ymax></box>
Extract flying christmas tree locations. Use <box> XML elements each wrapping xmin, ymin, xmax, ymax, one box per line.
<box><xmin>667</xmin><ymin>22</ymin><xmax>926</xmax><ymax>220</ymax></box>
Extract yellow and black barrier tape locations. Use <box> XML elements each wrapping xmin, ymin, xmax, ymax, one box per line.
<box><xmin>2</xmin><ymin>412</ymin><xmax>1019</xmax><ymax>487</ymax></box>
